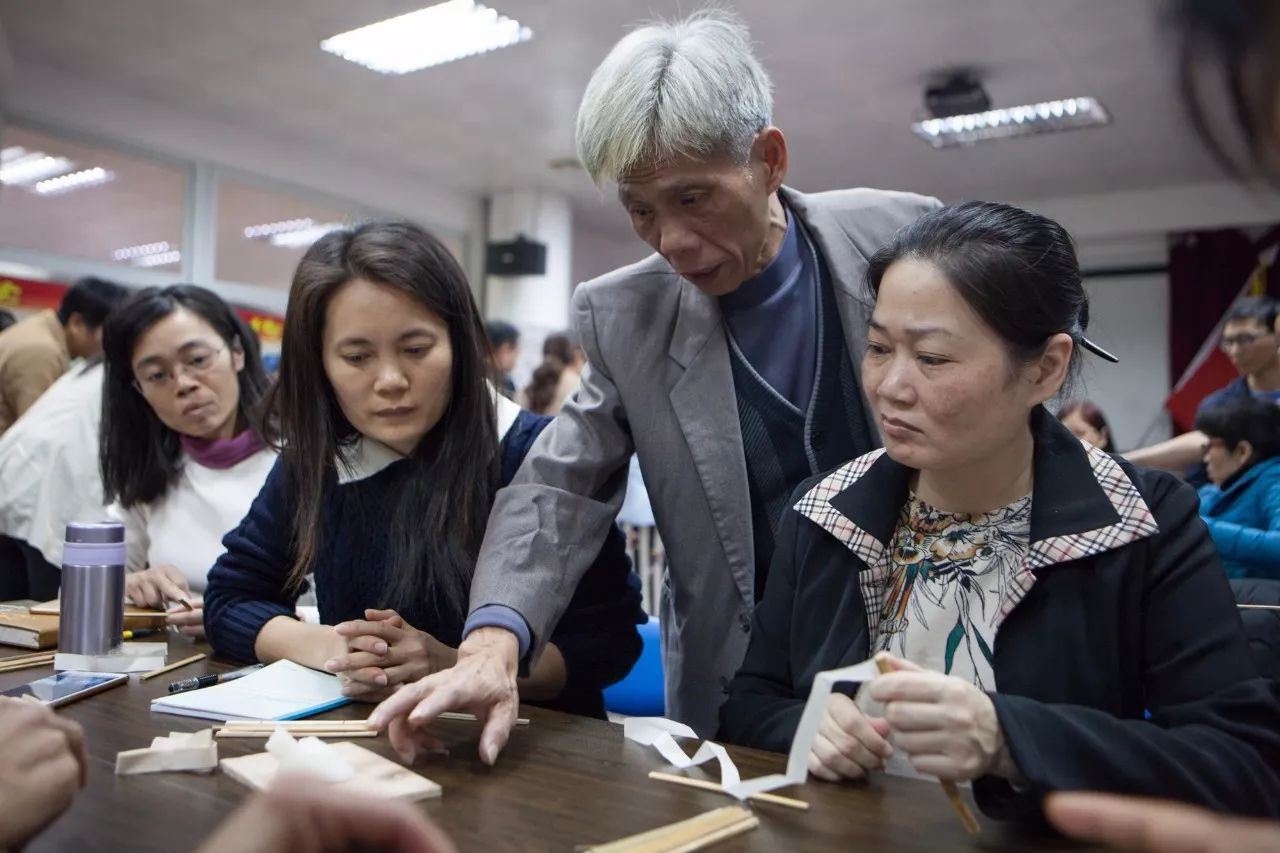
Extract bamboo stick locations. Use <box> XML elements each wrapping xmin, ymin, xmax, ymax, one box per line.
<box><xmin>0</xmin><ymin>654</ymin><xmax>55</xmax><ymax>673</ymax></box>
<box><xmin>215</xmin><ymin>729</ymin><xmax>377</xmax><ymax>739</ymax></box>
<box><xmin>138</xmin><ymin>653</ymin><xmax>206</xmax><ymax>681</ymax></box>
<box><xmin>438</xmin><ymin>711</ymin><xmax>531</xmax><ymax>726</ymax></box>
<box><xmin>583</xmin><ymin>806</ymin><xmax>757</xmax><ymax>853</ymax></box>
<box><xmin>646</xmin><ymin>771</ymin><xmax>809</xmax><ymax>811</ymax></box>
<box><xmin>875</xmin><ymin>653</ymin><xmax>980</xmax><ymax>835</ymax></box>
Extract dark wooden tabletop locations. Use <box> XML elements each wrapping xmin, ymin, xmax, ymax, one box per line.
<box><xmin>0</xmin><ymin>638</ymin><xmax>1091</xmax><ymax>852</ymax></box>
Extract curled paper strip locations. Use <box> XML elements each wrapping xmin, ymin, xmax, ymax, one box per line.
<box><xmin>723</xmin><ymin>658</ymin><xmax>880</xmax><ymax>800</ymax></box>
<box><xmin>623</xmin><ymin>717</ymin><xmax>741</xmax><ymax>787</ymax></box>
<box><xmin>624</xmin><ymin>658</ymin><xmax>881</xmax><ymax>802</ymax></box>
<box><xmin>265</xmin><ymin>728</ymin><xmax>355</xmax><ymax>783</ymax></box>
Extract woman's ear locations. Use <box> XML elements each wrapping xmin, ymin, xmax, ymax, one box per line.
<box><xmin>1025</xmin><ymin>333</ymin><xmax>1074</xmax><ymax>406</ymax></box>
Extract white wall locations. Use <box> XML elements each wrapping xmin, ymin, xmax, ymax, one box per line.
<box><xmin>571</xmin><ymin>225</ymin><xmax>646</xmax><ymax>286</ymax></box>
<box><xmin>1076</xmin><ymin>274</ymin><xmax>1171</xmax><ymax>450</ymax></box>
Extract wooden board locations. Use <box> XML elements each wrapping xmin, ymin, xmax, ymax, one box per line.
<box><xmin>30</xmin><ymin>599</ymin><xmax>167</xmax><ymax>629</ymax></box>
<box><xmin>0</xmin><ymin>612</ymin><xmax>59</xmax><ymax>649</ymax></box>
<box><xmin>219</xmin><ymin>741</ymin><xmax>441</xmax><ymax>802</ymax></box>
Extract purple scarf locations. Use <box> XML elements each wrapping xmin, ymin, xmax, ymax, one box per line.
<box><xmin>181</xmin><ymin>429</ymin><xmax>266</xmax><ymax>470</ymax></box>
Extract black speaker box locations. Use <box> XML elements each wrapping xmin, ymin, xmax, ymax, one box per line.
<box><xmin>486</xmin><ymin>235</ymin><xmax>547</xmax><ymax>276</ymax></box>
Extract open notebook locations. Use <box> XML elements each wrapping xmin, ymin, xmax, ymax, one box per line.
<box><xmin>151</xmin><ymin>660</ymin><xmax>351</xmax><ymax>722</ymax></box>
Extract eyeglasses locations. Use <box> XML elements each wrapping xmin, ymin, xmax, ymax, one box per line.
<box><xmin>133</xmin><ymin>345</ymin><xmax>226</xmax><ymax>393</ymax></box>
<box><xmin>1219</xmin><ymin>332</ymin><xmax>1274</xmax><ymax>350</ymax></box>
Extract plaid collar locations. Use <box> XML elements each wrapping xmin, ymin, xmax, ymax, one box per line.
<box><xmin>794</xmin><ymin>407</ymin><xmax>1159</xmax><ymax>639</ymax></box>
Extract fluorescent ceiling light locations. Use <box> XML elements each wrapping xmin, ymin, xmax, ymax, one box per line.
<box><xmin>242</xmin><ymin>218</ymin><xmax>343</xmax><ymax>249</ymax></box>
<box><xmin>911</xmin><ymin>97</ymin><xmax>1111</xmax><ymax>149</ymax></box>
<box><xmin>321</xmin><ymin>0</ymin><xmax>533</xmax><ymax>75</ymax></box>
<box><xmin>243</xmin><ymin>218</ymin><xmax>315</xmax><ymax>240</ymax></box>
<box><xmin>34</xmin><ymin>167</ymin><xmax>113</xmax><ymax>195</ymax></box>
<box><xmin>113</xmin><ymin>241</ymin><xmax>173</xmax><ymax>262</ymax></box>
<box><xmin>0</xmin><ymin>147</ymin><xmax>76</xmax><ymax>186</ymax></box>
<box><xmin>269</xmin><ymin>222</ymin><xmax>344</xmax><ymax>249</ymax></box>
<box><xmin>133</xmin><ymin>250</ymin><xmax>182</xmax><ymax>268</ymax></box>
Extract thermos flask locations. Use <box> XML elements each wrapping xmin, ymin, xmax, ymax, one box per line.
<box><xmin>59</xmin><ymin>521</ymin><xmax>126</xmax><ymax>656</ymax></box>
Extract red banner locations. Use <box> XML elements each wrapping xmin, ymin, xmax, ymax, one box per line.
<box><xmin>0</xmin><ymin>277</ymin><xmax>69</xmax><ymax>311</ymax></box>
<box><xmin>236</xmin><ymin>309</ymin><xmax>285</xmax><ymax>345</ymax></box>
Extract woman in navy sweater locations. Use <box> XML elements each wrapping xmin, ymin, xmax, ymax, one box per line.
<box><xmin>204</xmin><ymin>220</ymin><xmax>644</xmax><ymax>718</ymax></box>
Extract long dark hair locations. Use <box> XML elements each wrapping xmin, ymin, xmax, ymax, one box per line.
<box><xmin>267</xmin><ymin>219</ymin><xmax>498</xmax><ymax>614</ymax></box>
<box><xmin>100</xmin><ymin>285</ymin><xmax>273</xmax><ymax>508</ymax></box>
<box><xmin>523</xmin><ymin>333</ymin><xmax>575</xmax><ymax>414</ymax></box>
<box><xmin>1057</xmin><ymin>400</ymin><xmax>1116</xmax><ymax>453</ymax></box>
<box><xmin>866</xmin><ymin>200</ymin><xmax>1090</xmax><ymax>392</ymax></box>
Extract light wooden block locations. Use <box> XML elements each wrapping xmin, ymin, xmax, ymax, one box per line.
<box><xmin>219</xmin><ymin>741</ymin><xmax>441</xmax><ymax>802</ymax></box>
<box><xmin>116</xmin><ymin>729</ymin><xmax>217</xmax><ymax>775</ymax></box>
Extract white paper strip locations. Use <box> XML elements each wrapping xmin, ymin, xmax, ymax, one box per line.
<box><xmin>723</xmin><ymin>658</ymin><xmax>880</xmax><ymax>800</ymax></box>
<box><xmin>623</xmin><ymin>717</ymin><xmax>741</xmax><ymax>787</ymax></box>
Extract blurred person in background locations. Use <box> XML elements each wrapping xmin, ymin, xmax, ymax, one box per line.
<box><xmin>0</xmin><ymin>358</ymin><xmax>106</xmax><ymax>600</ymax></box>
<box><xmin>518</xmin><ymin>331</ymin><xmax>585</xmax><ymax>415</ymax></box>
<box><xmin>484</xmin><ymin>319</ymin><xmax>520</xmax><ymax>399</ymax></box>
<box><xmin>1126</xmin><ymin>297</ymin><xmax>1280</xmax><ymax>478</ymax></box>
<box><xmin>0</xmin><ymin>276</ymin><xmax>128</xmax><ymax>435</ymax></box>
<box><xmin>1043</xmin><ymin>1</ymin><xmax>1280</xmax><ymax>848</ymax></box>
<box><xmin>1194</xmin><ymin>396</ymin><xmax>1280</xmax><ymax>579</ymax></box>
<box><xmin>0</xmin><ymin>309</ymin><xmax>16</xmax><ymax>334</ymax></box>
<box><xmin>1057</xmin><ymin>399</ymin><xmax>1117</xmax><ymax>451</ymax></box>
<box><xmin>99</xmin><ymin>285</ymin><xmax>278</xmax><ymax>638</ymax></box>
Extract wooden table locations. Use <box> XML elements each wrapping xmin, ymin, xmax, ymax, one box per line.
<box><xmin>0</xmin><ymin>639</ymin><xmax>1088</xmax><ymax>852</ymax></box>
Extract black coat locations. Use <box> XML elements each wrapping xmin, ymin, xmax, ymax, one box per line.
<box><xmin>719</xmin><ymin>408</ymin><xmax>1280</xmax><ymax>821</ymax></box>
<box><xmin>1232</xmin><ymin>578</ymin><xmax>1280</xmax><ymax>680</ymax></box>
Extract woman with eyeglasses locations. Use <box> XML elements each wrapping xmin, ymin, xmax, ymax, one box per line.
<box><xmin>100</xmin><ymin>285</ymin><xmax>277</xmax><ymax>638</ymax></box>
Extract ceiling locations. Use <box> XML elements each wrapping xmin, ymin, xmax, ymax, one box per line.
<box><xmin>0</xmin><ymin>0</ymin><xmax>1224</xmax><ymax>245</ymax></box>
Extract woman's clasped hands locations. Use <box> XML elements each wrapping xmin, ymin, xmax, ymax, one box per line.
<box><xmin>324</xmin><ymin>609</ymin><xmax>458</xmax><ymax>701</ymax></box>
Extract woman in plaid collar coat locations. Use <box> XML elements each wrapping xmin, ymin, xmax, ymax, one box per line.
<box><xmin>719</xmin><ymin>202</ymin><xmax>1280</xmax><ymax>823</ymax></box>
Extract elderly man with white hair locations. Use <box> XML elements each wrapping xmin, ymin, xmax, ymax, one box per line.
<box><xmin>370</xmin><ymin>10</ymin><xmax>939</xmax><ymax>761</ymax></box>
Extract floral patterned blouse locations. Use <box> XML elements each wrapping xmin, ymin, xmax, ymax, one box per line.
<box><xmin>873</xmin><ymin>491</ymin><xmax>1033</xmax><ymax>691</ymax></box>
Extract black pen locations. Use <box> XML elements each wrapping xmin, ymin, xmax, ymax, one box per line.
<box><xmin>167</xmin><ymin>664</ymin><xmax>263</xmax><ymax>694</ymax></box>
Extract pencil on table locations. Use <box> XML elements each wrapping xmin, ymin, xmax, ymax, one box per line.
<box><xmin>874</xmin><ymin>652</ymin><xmax>981</xmax><ymax>835</ymax></box>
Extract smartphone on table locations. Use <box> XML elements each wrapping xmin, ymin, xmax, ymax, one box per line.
<box><xmin>2</xmin><ymin>671</ymin><xmax>128</xmax><ymax>708</ymax></box>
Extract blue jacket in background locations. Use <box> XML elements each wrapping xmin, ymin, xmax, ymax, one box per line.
<box><xmin>1198</xmin><ymin>456</ymin><xmax>1280</xmax><ymax>580</ymax></box>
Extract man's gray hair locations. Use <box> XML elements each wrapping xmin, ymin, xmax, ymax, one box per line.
<box><xmin>575</xmin><ymin>9</ymin><xmax>774</xmax><ymax>185</ymax></box>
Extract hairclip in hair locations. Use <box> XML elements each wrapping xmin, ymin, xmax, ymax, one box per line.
<box><xmin>1080</xmin><ymin>336</ymin><xmax>1119</xmax><ymax>363</ymax></box>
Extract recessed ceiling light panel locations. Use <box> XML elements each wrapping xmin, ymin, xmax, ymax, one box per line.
<box><xmin>34</xmin><ymin>167</ymin><xmax>113</xmax><ymax>195</ymax></box>
<box><xmin>321</xmin><ymin>0</ymin><xmax>533</xmax><ymax>75</ymax></box>
<box><xmin>911</xmin><ymin>97</ymin><xmax>1111</xmax><ymax>149</ymax></box>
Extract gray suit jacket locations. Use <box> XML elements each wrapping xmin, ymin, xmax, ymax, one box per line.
<box><xmin>471</xmin><ymin>186</ymin><xmax>941</xmax><ymax>735</ymax></box>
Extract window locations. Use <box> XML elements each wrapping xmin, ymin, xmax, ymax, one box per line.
<box><xmin>0</xmin><ymin>126</ymin><xmax>185</xmax><ymax>272</ymax></box>
<box><xmin>214</xmin><ymin>177</ymin><xmax>365</xmax><ymax>290</ymax></box>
